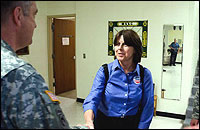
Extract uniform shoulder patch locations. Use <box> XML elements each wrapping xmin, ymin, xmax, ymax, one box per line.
<box><xmin>45</xmin><ymin>90</ymin><xmax>61</xmax><ymax>104</ymax></box>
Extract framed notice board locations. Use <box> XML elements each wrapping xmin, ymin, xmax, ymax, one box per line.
<box><xmin>108</xmin><ymin>20</ymin><xmax>148</xmax><ymax>58</ymax></box>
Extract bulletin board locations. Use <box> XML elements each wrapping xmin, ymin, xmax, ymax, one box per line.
<box><xmin>108</xmin><ymin>20</ymin><xmax>148</xmax><ymax>57</ymax></box>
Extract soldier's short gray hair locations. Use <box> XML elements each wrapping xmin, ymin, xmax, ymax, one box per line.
<box><xmin>1</xmin><ymin>1</ymin><xmax>33</xmax><ymax>24</ymax></box>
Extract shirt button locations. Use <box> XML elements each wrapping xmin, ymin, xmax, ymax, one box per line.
<box><xmin>121</xmin><ymin>114</ymin><xmax>125</xmax><ymax>118</ymax></box>
<box><xmin>124</xmin><ymin>103</ymin><xmax>126</xmax><ymax>105</ymax></box>
<box><xmin>125</xmin><ymin>94</ymin><xmax>127</xmax><ymax>96</ymax></box>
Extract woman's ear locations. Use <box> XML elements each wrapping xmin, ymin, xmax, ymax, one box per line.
<box><xmin>13</xmin><ymin>7</ymin><xmax>24</xmax><ymax>26</ymax></box>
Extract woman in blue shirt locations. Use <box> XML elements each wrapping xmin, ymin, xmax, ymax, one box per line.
<box><xmin>83</xmin><ymin>29</ymin><xmax>154</xmax><ymax>129</ymax></box>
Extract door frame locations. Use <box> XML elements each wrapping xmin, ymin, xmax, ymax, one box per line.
<box><xmin>47</xmin><ymin>14</ymin><xmax>76</xmax><ymax>94</ymax></box>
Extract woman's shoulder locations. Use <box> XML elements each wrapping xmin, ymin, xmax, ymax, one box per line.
<box><xmin>143</xmin><ymin>67</ymin><xmax>152</xmax><ymax>77</ymax></box>
<box><xmin>99</xmin><ymin>59</ymin><xmax>116</xmax><ymax>75</ymax></box>
<box><xmin>100</xmin><ymin>59</ymin><xmax>116</xmax><ymax>68</ymax></box>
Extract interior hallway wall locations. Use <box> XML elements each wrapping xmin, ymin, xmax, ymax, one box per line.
<box><xmin>19</xmin><ymin>1</ymin><xmax>76</xmax><ymax>89</ymax></box>
<box><xmin>19</xmin><ymin>1</ymin><xmax>49</xmax><ymax>84</ymax></box>
<box><xmin>20</xmin><ymin>1</ymin><xmax>199</xmax><ymax>115</ymax></box>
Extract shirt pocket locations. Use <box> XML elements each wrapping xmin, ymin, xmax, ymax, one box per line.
<box><xmin>128</xmin><ymin>83</ymin><xmax>142</xmax><ymax>105</ymax></box>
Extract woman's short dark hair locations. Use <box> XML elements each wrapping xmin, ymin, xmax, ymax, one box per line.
<box><xmin>1</xmin><ymin>1</ymin><xmax>32</xmax><ymax>24</ymax></box>
<box><xmin>114</xmin><ymin>29</ymin><xmax>143</xmax><ymax>64</ymax></box>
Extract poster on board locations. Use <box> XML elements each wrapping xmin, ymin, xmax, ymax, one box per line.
<box><xmin>108</xmin><ymin>20</ymin><xmax>148</xmax><ymax>58</ymax></box>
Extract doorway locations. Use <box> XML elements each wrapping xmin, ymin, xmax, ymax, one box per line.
<box><xmin>47</xmin><ymin>14</ymin><xmax>77</xmax><ymax>99</ymax></box>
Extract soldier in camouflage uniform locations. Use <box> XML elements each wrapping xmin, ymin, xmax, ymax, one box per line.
<box><xmin>1</xmin><ymin>1</ymin><xmax>87</xmax><ymax>129</ymax></box>
<box><xmin>190</xmin><ymin>90</ymin><xmax>199</xmax><ymax>126</ymax></box>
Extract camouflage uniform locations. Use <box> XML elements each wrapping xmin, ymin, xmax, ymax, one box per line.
<box><xmin>191</xmin><ymin>90</ymin><xmax>199</xmax><ymax>120</ymax></box>
<box><xmin>1</xmin><ymin>40</ymin><xmax>71</xmax><ymax>129</ymax></box>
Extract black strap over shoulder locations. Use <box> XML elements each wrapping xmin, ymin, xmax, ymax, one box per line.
<box><xmin>137</xmin><ymin>64</ymin><xmax>145</xmax><ymax>123</ymax></box>
<box><xmin>139</xmin><ymin>64</ymin><xmax>144</xmax><ymax>85</ymax></box>
<box><xmin>102</xmin><ymin>64</ymin><xmax>109</xmax><ymax>86</ymax></box>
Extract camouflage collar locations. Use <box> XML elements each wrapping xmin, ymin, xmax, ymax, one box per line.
<box><xmin>1</xmin><ymin>39</ymin><xmax>17</xmax><ymax>57</ymax></box>
<box><xmin>1</xmin><ymin>40</ymin><xmax>27</xmax><ymax>78</ymax></box>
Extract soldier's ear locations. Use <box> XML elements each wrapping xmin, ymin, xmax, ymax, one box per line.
<box><xmin>13</xmin><ymin>7</ymin><xmax>24</xmax><ymax>27</ymax></box>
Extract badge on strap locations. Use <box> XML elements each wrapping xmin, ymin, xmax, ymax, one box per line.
<box><xmin>45</xmin><ymin>90</ymin><xmax>61</xmax><ymax>104</ymax></box>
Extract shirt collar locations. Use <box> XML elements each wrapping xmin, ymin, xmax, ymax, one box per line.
<box><xmin>1</xmin><ymin>39</ymin><xmax>17</xmax><ymax>57</ymax></box>
<box><xmin>112</xmin><ymin>59</ymin><xmax>140</xmax><ymax>75</ymax></box>
<box><xmin>135</xmin><ymin>64</ymin><xmax>141</xmax><ymax>76</ymax></box>
<box><xmin>112</xmin><ymin>59</ymin><xmax>120</xmax><ymax>71</ymax></box>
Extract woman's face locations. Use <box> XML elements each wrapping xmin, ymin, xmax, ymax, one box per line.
<box><xmin>114</xmin><ymin>35</ymin><xmax>135</xmax><ymax>63</ymax></box>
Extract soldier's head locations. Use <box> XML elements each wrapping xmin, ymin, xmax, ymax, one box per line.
<box><xmin>1</xmin><ymin>1</ymin><xmax>38</xmax><ymax>51</ymax></box>
<box><xmin>1</xmin><ymin>1</ymin><xmax>32</xmax><ymax>24</ymax></box>
<box><xmin>174</xmin><ymin>38</ymin><xmax>177</xmax><ymax>43</ymax></box>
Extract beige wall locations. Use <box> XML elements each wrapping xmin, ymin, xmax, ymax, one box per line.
<box><xmin>19</xmin><ymin>1</ymin><xmax>48</xmax><ymax>84</ymax></box>
<box><xmin>46</xmin><ymin>1</ymin><xmax>76</xmax><ymax>15</ymax></box>
<box><xmin>21</xmin><ymin>1</ymin><xmax>199</xmax><ymax>115</ymax></box>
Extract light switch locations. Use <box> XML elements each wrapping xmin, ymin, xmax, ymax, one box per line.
<box><xmin>83</xmin><ymin>53</ymin><xmax>86</xmax><ymax>59</ymax></box>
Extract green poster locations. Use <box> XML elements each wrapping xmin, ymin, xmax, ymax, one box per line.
<box><xmin>108</xmin><ymin>21</ymin><xmax>148</xmax><ymax>58</ymax></box>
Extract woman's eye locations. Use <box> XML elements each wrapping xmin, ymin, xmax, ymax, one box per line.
<box><xmin>122</xmin><ymin>43</ymin><xmax>128</xmax><ymax>47</ymax></box>
<box><xmin>115</xmin><ymin>43</ymin><xmax>120</xmax><ymax>46</ymax></box>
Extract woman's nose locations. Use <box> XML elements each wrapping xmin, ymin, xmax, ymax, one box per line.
<box><xmin>119</xmin><ymin>43</ymin><xmax>123</xmax><ymax>49</ymax></box>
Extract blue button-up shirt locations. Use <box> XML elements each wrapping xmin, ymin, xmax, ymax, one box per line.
<box><xmin>169</xmin><ymin>42</ymin><xmax>180</xmax><ymax>52</ymax></box>
<box><xmin>83</xmin><ymin>59</ymin><xmax>154</xmax><ymax>129</ymax></box>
